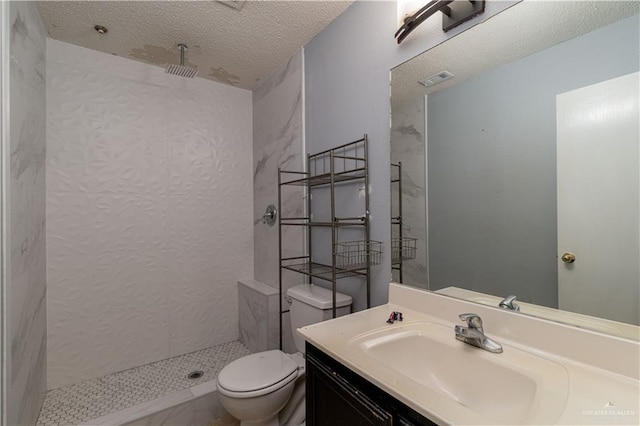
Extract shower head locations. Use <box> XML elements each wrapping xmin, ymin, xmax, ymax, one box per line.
<box><xmin>165</xmin><ymin>43</ymin><xmax>198</xmax><ymax>78</ymax></box>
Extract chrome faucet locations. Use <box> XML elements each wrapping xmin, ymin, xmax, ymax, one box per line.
<box><xmin>454</xmin><ymin>313</ymin><xmax>503</xmax><ymax>353</ymax></box>
<box><xmin>499</xmin><ymin>295</ymin><xmax>520</xmax><ymax>311</ymax></box>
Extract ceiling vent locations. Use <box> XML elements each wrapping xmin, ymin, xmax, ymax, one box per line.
<box><xmin>218</xmin><ymin>0</ymin><xmax>246</xmax><ymax>11</ymax></box>
<box><xmin>419</xmin><ymin>70</ymin><xmax>454</xmax><ymax>87</ymax></box>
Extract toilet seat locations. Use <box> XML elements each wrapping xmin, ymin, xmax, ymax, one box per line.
<box><xmin>217</xmin><ymin>350</ymin><xmax>299</xmax><ymax>399</ymax></box>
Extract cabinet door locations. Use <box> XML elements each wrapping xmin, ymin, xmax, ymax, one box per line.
<box><xmin>307</xmin><ymin>351</ymin><xmax>392</xmax><ymax>426</ymax></box>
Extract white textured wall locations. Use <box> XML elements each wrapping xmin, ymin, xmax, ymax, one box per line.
<box><xmin>4</xmin><ymin>2</ymin><xmax>48</xmax><ymax>424</ymax></box>
<box><xmin>46</xmin><ymin>39</ymin><xmax>253</xmax><ymax>389</ymax></box>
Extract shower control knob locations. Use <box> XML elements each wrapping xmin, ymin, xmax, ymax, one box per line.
<box><xmin>262</xmin><ymin>204</ymin><xmax>277</xmax><ymax>226</ymax></box>
<box><xmin>561</xmin><ymin>252</ymin><xmax>576</xmax><ymax>263</ymax></box>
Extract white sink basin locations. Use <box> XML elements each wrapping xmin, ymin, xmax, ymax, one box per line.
<box><xmin>350</xmin><ymin>322</ymin><xmax>569</xmax><ymax>424</ymax></box>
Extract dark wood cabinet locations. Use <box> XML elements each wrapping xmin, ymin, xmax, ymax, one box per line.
<box><xmin>306</xmin><ymin>343</ymin><xmax>436</xmax><ymax>426</ymax></box>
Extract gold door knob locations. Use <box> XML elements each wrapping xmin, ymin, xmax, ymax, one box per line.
<box><xmin>561</xmin><ymin>252</ymin><xmax>576</xmax><ymax>263</ymax></box>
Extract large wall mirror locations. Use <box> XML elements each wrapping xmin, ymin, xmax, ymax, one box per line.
<box><xmin>390</xmin><ymin>0</ymin><xmax>639</xmax><ymax>340</ymax></box>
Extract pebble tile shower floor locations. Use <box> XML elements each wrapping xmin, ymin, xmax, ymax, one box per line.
<box><xmin>37</xmin><ymin>341</ymin><xmax>250</xmax><ymax>426</ymax></box>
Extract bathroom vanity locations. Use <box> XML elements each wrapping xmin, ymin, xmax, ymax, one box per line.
<box><xmin>299</xmin><ymin>283</ymin><xmax>640</xmax><ymax>425</ymax></box>
<box><xmin>306</xmin><ymin>342</ymin><xmax>432</xmax><ymax>425</ymax></box>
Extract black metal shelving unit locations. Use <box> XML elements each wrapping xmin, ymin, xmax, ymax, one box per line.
<box><xmin>391</xmin><ymin>162</ymin><xmax>404</xmax><ymax>282</ymax></box>
<box><xmin>391</xmin><ymin>162</ymin><xmax>417</xmax><ymax>284</ymax></box>
<box><xmin>277</xmin><ymin>135</ymin><xmax>378</xmax><ymax>350</ymax></box>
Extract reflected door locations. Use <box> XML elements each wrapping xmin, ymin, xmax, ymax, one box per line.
<box><xmin>557</xmin><ymin>72</ymin><xmax>639</xmax><ymax>325</ymax></box>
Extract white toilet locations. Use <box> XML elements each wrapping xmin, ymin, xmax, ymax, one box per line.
<box><xmin>216</xmin><ymin>284</ymin><xmax>352</xmax><ymax>426</ymax></box>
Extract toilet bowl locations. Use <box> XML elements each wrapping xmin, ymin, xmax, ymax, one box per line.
<box><xmin>216</xmin><ymin>284</ymin><xmax>352</xmax><ymax>426</ymax></box>
<box><xmin>217</xmin><ymin>351</ymin><xmax>304</xmax><ymax>426</ymax></box>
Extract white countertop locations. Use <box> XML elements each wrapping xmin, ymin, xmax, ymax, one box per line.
<box><xmin>298</xmin><ymin>283</ymin><xmax>640</xmax><ymax>425</ymax></box>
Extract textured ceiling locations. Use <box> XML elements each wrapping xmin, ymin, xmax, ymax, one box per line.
<box><xmin>392</xmin><ymin>0</ymin><xmax>640</xmax><ymax>107</ymax></box>
<box><xmin>37</xmin><ymin>0</ymin><xmax>353</xmax><ymax>90</ymax></box>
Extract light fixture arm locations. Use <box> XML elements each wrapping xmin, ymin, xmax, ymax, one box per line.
<box><xmin>395</xmin><ymin>0</ymin><xmax>485</xmax><ymax>44</ymax></box>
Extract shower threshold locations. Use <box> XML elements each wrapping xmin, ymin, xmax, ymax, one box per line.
<box><xmin>36</xmin><ymin>341</ymin><xmax>249</xmax><ymax>426</ymax></box>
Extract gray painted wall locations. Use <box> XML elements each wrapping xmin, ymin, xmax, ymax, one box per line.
<box><xmin>304</xmin><ymin>1</ymin><xmax>514</xmax><ymax>308</ymax></box>
<box><xmin>427</xmin><ymin>14</ymin><xmax>639</xmax><ymax>307</ymax></box>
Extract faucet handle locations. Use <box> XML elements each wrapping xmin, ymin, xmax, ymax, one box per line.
<box><xmin>499</xmin><ymin>295</ymin><xmax>520</xmax><ymax>311</ymax></box>
<box><xmin>458</xmin><ymin>313</ymin><xmax>484</xmax><ymax>332</ymax></box>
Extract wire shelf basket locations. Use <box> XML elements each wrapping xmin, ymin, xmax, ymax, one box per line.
<box><xmin>336</xmin><ymin>240</ymin><xmax>382</xmax><ymax>269</ymax></box>
<box><xmin>391</xmin><ymin>237</ymin><xmax>417</xmax><ymax>264</ymax></box>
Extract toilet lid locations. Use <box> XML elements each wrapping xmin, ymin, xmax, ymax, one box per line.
<box><xmin>217</xmin><ymin>350</ymin><xmax>298</xmax><ymax>393</ymax></box>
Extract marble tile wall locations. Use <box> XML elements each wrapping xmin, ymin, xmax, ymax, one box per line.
<box><xmin>46</xmin><ymin>39</ymin><xmax>253</xmax><ymax>389</ymax></box>
<box><xmin>252</xmin><ymin>50</ymin><xmax>304</xmax><ymax>353</ymax></box>
<box><xmin>390</xmin><ymin>94</ymin><xmax>428</xmax><ymax>289</ymax></box>
<box><xmin>237</xmin><ymin>280</ymin><xmax>279</xmax><ymax>353</ymax></box>
<box><xmin>4</xmin><ymin>2</ymin><xmax>48</xmax><ymax>425</ymax></box>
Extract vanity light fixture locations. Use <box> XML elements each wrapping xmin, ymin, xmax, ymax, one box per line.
<box><xmin>395</xmin><ymin>0</ymin><xmax>485</xmax><ymax>44</ymax></box>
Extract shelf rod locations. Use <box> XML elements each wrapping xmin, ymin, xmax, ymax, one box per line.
<box><xmin>334</xmin><ymin>216</ymin><xmax>366</xmax><ymax>222</ymax></box>
<box><xmin>364</xmin><ymin>134</ymin><xmax>371</xmax><ymax>309</ymax></box>
<box><xmin>397</xmin><ymin>161</ymin><xmax>404</xmax><ymax>283</ymax></box>
<box><xmin>280</xmin><ymin>222</ymin><xmax>331</xmax><ymax>227</ymax></box>
<box><xmin>330</xmin><ymin>147</ymin><xmax>337</xmax><ymax>319</ymax></box>
<box><xmin>280</xmin><ymin>178</ymin><xmax>310</xmax><ymax>185</ymax></box>
<box><xmin>278</xmin><ymin>167</ymin><xmax>283</xmax><ymax>351</ymax></box>
<box><xmin>281</xmin><ymin>169</ymin><xmax>367</xmax><ymax>187</ymax></box>
<box><xmin>281</xmin><ymin>255</ymin><xmax>311</xmax><ymax>261</ymax></box>
<box><xmin>280</xmin><ymin>222</ymin><xmax>366</xmax><ymax>227</ymax></box>
<box><xmin>331</xmin><ymin>167</ymin><xmax>366</xmax><ymax>176</ymax></box>
<box><xmin>281</xmin><ymin>267</ymin><xmax>334</xmax><ymax>282</ymax></box>
<box><xmin>279</xmin><ymin>170</ymin><xmax>309</xmax><ymax>175</ymax></box>
<box><xmin>332</xmin><ymin>155</ymin><xmax>365</xmax><ymax>161</ymax></box>
<box><xmin>309</xmin><ymin>137</ymin><xmax>367</xmax><ymax>158</ymax></box>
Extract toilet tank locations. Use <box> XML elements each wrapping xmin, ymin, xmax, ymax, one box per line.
<box><xmin>287</xmin><ymin>284</ymin><xmax>352</xmax><ymax>354</ymax></box>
